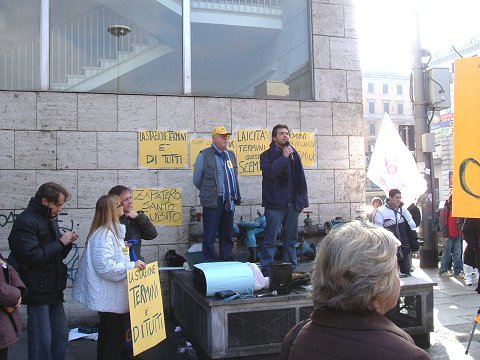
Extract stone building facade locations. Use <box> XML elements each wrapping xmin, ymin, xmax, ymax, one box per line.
<box><xmin>0</xmin><ymin>0</ymin><xmax>364</xmax><ymax>324</ymax></box>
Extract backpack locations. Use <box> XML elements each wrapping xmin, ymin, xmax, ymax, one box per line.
<box><xmin>439</xmin><ymin>208</ymin><xmax>449</xmax><ymax>237</ymax></box>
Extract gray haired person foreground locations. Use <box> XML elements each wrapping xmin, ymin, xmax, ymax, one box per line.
<box><xmin>280</xmin><ymin>221</ymin><xmax>430</xmax><ymax>360</ymax></box>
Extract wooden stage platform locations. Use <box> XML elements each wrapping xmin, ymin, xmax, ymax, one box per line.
<box><xmin>169</xmin><ymin>267</ymin><xmax>436</xmax><ymax>359</ymax></box>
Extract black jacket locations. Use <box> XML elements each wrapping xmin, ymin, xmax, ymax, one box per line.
<box><xmin>8</xmin><ymin>198</ymin><xmax>72</xmax><ymax>305</ymax></box>
<box><xmin>120</xmin><ymin>212</ymin><xmax>158</xmax><ymax>260</ymax></box>
<box><xmin>260</xmin><ymin>142</ymin><xmax>308</xmax><ymax>210</ymax></box>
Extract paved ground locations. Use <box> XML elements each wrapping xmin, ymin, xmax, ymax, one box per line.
<box><xmin>7</xmin><ymin>258</ymin><xmax>480</xmax><ymax>359</ymax></box>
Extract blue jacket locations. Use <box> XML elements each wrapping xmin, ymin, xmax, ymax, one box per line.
<box><xmin>260</xmin><ymin>142</ymin><xmax>308</xmax><ymax>210</ymax></box>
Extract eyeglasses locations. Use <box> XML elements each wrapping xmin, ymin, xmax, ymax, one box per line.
<box><xmin>117</xmin><ymin>202</ymin><xmax>123</xmax><ymax>208</ymax></box>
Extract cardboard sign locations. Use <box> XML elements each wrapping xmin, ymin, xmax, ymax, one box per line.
<box><xmin>235</xmin><ymin>129</ymin><xmax>270</xmax><ymax>176</ymax></box>
<box><xmin>452</xmin><ymin>57</ymin><xmax>480</xmax><ymax>217</ymax></box>
<box><xmin>138</xmin><ymin>130</ymin><xmax>188</xmax><ymax>169</ymax></box>
<box><xmin>290</xmin><ymin>132</ymin><xmax>316</xmax><ymax>167</ymax></box>
<box><xmin>127</xmin><ymin>261</ymin><xmax>166</xmax><ymax>356</ymax></box>
<box><xmin>133</xmin><ymin>188</ymin><xmax>182</xmax><ymax>226</ymax></box>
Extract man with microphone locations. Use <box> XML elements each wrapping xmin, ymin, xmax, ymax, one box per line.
<box><xmin>259</xmin><ymin>124</ymin><xmax>309</xmax><ymax>276</ymax></box>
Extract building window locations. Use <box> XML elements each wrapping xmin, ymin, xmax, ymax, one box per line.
<box><xmin>2</xmin><ymin>1</ymin><xmax>313</xmax><ymax>100</ymax></box>
<box><xmin>398</xmin><ymin>103</ymin><xmax>404</xmax><ymax>114</ymax></box>
<box><xmin>399</xmin><ymin>125</ymin><xmax>415</xmax><ymax>151</ymax></box>
<box><xmin>383</xmin><ymin>102</ymin><xmax>389</xmax><ymax>114</ymax></box>
<box><xmin>397</xmin><ymin>84</ymin><xmax>403</xmax><ymax>95</ymax></box>
<box><xmin>369</xmin><ymin>123</ymin><xmax>375</xmax><ymax>135</ymax></box>
<box><xmin>0</xmin><ymin>1</ymin><xmax>40</xmax><ymax>90</ymax></box>
<box><xmin>368</xmin><ymin>82</ymin><xmax>374</xmax><ymax>93</ymax></box>
<box><xmin>192</xmin><ymin>0</ymin><xmax>311</xmax><ymax>99</ymax></box>
<box><xmin>383</xmin><ymin>84</ymin><xmax>388</xmax><ymax>94</ymax></box>
<box><xmin>368</xmin><ymin>101</ymin><xmax>375</xmax><ymax>113</ymax></box>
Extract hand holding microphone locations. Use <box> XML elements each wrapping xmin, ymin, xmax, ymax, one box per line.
<box><xmin>284</xmin><ymin>141</ymin><xmax>294</xmax><ymax>160</ymax></box>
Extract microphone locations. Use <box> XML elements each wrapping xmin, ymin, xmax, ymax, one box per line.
<box><xmin>285</xmin><ymin>141</ymin><xmax>294</xmax><ymax>161</ymax></box>
<box><xmin>256</xmin><ymin>290</ymin><xmax>278</xmax><ymax>298</ymax></box>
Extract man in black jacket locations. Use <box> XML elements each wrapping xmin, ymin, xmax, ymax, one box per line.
<box><xmin>109</xmin><ymin>185</ymin><xmax>158</xmax><ymax>261</ymax></box>
<box><xmin>8</xmin><ymin>182</ymin><xmax>78</xmax><ymax>360</ymax></box>
<box><xmin>259</xmin><ymin>124</ymin><xmax>309</xmax><ymax>276</ymax></box>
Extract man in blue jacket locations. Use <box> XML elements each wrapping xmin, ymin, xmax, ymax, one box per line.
<box><xmin>260</xmin><ymin>124</ymin><xmax>309</xmax><ymax>276</ymax></box>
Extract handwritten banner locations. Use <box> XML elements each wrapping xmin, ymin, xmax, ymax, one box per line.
<box><xmin>452</xmin><ymin>57</ymin><xmax>480</xmax><ymax>217</ymax></box>
<box><xmin>189</xmin><ymin>137</ymin><xmax>237</xmax><ymax>173</ymax></box>
<box><xmin>138</xmin><ymin>130</ymin><xmax>188</xmax><ymax>169</ymax></box>
<box><xmin>128</xmin><ymin>261</ymin><xmax>166</xmax><ymax>356</ymax></box>
<box><xmin>236</xmin><ymin>129</ymin><xmax>270</xmax><ymax>176</ymax></box>
<box><xmin>290</xmin><ymin>132</ymin><xmax>316</xmax><ymax>167</ymax></box>
<box><xmin>190</xmin><ymin>138</ymin><xmax>212</xmax><ymax>173</ymax></box>
<box><xmin>133</xmin><ymin>188</ymin><xmax>182</xmax><ymax>226</ymax></box>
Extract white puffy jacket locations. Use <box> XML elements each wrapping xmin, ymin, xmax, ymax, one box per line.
<box><xmin>73</xmin><ymin>224</ymin><xmax>134</xmax><ymax>314</ymax></box>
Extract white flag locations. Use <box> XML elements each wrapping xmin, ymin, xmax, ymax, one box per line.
<box><xmin>367</xmin><ymin>113</ymin><xmax>427</xmax><ymax>205</ymax></box>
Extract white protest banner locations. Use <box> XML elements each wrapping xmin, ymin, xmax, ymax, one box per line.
<box><xmin>367</xmin><ymin>113</ymin><xmax>427</xmax><ymax>205</ymax></box>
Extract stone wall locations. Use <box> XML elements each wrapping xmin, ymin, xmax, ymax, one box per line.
<box><xmin>0</xmin><ymin>0</ymin><xmax>364</xmax><ymax>325</ymax></box>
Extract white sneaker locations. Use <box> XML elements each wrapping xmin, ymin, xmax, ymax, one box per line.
<box><xmin>440</xmin><ymin>271</ymin><xmax>453</xmax><ymax>277</ymax></box>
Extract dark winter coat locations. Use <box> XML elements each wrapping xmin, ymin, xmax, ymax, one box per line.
<box><xmin>280</xmin><ymin>308</ymin><xmax>430</xmax><ymax>360</ymax></box>
<box><xmin>0</xmin><ymin>253</ymin><xmax>26</xmax><ymax>350</ymax></box>
<box><xmin>260</xmin><ymin>142</ymin><xmax>308</xmax><ymax>210</ymax></box>
<box><xmin>120</xmin><ymin>212</ymin><xmax>158</xmax><ymax>260</ymax></box>
<box><xmin>462</xmin><ymin>218</ymin><xmax>480</xmax><ymax>269</ymax></box>
<box><xmin>8</xmin><ymin>198</ymin><xmax>72</xmax><ymax>305</ymax></box>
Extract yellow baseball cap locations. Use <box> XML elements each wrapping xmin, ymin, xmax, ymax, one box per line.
<box><xmin>211</xmin><ymin>126</ymin><xmax>232</xmax><ymax>136</ymax></box>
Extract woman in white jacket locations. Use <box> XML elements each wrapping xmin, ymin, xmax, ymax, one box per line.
<box><xmin>73</xmin><ymin>194</ymin><xmax>145</xmax><ymax>360</ymax></box>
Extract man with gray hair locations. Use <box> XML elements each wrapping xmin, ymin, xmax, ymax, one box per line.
<box><xmin>108</xmin><ymin>185</ymin><xmax>158</xmax><ymax>261</ymax></box>
<box><xmin>193</xmin><ymin>126</ymin><xmax>241</xmax><ymax>261</ymax></box>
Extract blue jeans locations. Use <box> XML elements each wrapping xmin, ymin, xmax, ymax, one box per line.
<box><xmin>439</xmin><ymin>236</ymin><xmax>463</xmax><ymax>274</ymax></box>
<box><xmin>202</xmin><ymin>197</ymin><xmax>234</xmax><ymax>261</ymax></box>
<box><xmin>260</xmin><ymin>204</ymin><xmax>299</xmax><ymax>274</ymax></box>
<box><xmin>27</xmin><ymin>303</ymin><xmax>68</xmax><ymax>360</ymax></box>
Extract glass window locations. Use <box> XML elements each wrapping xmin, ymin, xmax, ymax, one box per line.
<box><xmin>368</xmin><ymin>82</ymin><xmax>374</xmax><ymax>93</ymax></box>
<box><xmin>383</xmin><ymin>84</ymin><xmax>388</xmax><ymax>94</ymax></box>
<box><xmin>50</xmin><ymin>0</ymin><xmax>183</xmax><ymax>94</ymax></box>
<box><xmin>383</xmin><ymin>102</ymin><xmax>389</xmax><ymax>114</ymax></box>
<box><xmin>191</xmin><ymin>0</ymin><xmax>312</xmax><ymax>99</ymax></box>
<box><xmin>368</xmin><ymin>101</ymin><xmax>375</xmax><ymax>113</ymax></box>
<box><xmin>0</xmin><ymin>0</ymin><xmax>41</xmax><ymax>90</ymax></box>
<box><xmin>398</xmin><ymin>103</ymin><xmax>404</xmax><ymax>114</ymax></box>
<box><xmin>397</xmin><ymin>84</ymin><xmax>402</xmax><ymax>95</ymax></box>
<box><xmin>369</xmin><ymin>123</ymin><xmax>375</xmax><ymax>135</ymax></box>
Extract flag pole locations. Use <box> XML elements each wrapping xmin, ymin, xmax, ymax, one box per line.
<box><xmin>412</xmin><ymin>11</ymin><xmax>437</xmax><ymax>268</ymax></box>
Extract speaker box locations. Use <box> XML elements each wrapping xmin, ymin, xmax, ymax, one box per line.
<box><xmin>270</xmin><ymin>263</ymin><xmax>292</xmax><ymax>294</ymax></box>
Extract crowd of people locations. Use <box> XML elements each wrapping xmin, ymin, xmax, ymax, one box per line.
<box><xmin>2</xmin><ymin>123</ymin><xmax>479</xmax><ymax>360</ymax></box>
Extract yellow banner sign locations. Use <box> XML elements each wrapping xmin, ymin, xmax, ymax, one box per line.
<box><xmin>290</xmin><ymin>132</ymin><xmax>316</xmax><ymax>167</ymax></box>
<box><xmin>189</xmin><ymin>137</ymin><xmax>237</xmax><ymax>173</ymax></box>
<box><xmin>138</xmin><ymin>130</ymin><xmax>188</xmax><ymax>169</ymax></box>
<box><xmin>452</xmin><ymin>57</ymin><xmax>480</xmax><ymax>217</ymax></box>
<box><xmin>133</xmin><ymin>188</ymin><xmax>183</xmax><ymax>226</ymax></box>
<box><xmin>190</xmin><ymin>138</ymin><xmax>212</xmax><ymax>173</ymax></box>
<box><xmin>128</xmin><ymin>261</ymin><xmax>166</xmax><ymax>356</ymax></box>
<box><xmin>236</xmin><ymin>129</ymin><xmax>270</xmax><ymax>176</ymax></box>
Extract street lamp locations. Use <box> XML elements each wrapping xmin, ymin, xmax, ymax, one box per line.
<box><xmin>107</xmin><ymin>25</ymin><xmax>131</xmax><ymax>93</ymax></box>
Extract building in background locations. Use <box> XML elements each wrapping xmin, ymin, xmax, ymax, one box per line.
<box><xmin>362</xmin><ymin>72</ymin><xmax>415</xmax><ymax>204</ymax></box>
<box><xmin>0</xmin><ymin>0</ymin><xmax>365</xmax><ymax>324</ymax></box>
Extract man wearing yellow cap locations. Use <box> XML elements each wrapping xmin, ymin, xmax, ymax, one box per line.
<box><xmin>193</xmin><ymin>126</ymin><xmax>241</xmax><ymax>261</ymax></box>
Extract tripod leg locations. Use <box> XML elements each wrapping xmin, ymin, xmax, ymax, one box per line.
<box><xmin>465</xmin><ymin>321</ymin><xmax>478</xmax><ymax>355</ymax></box>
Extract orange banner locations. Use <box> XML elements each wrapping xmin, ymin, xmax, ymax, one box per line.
<box><xmin>452</xmin><ymin>57</ymin><xmax>480</xmax><ymax>217</ymax></box>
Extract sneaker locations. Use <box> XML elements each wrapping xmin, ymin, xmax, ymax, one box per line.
<box><xmin>440</xmin><ymin>271</ymin><xmax>453</xmax><ymax>277</ymax></box>
<box><xmin>454</xmin><ymin>272</ymin><xmax>465</xmax><ymax>280</ymax></box>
